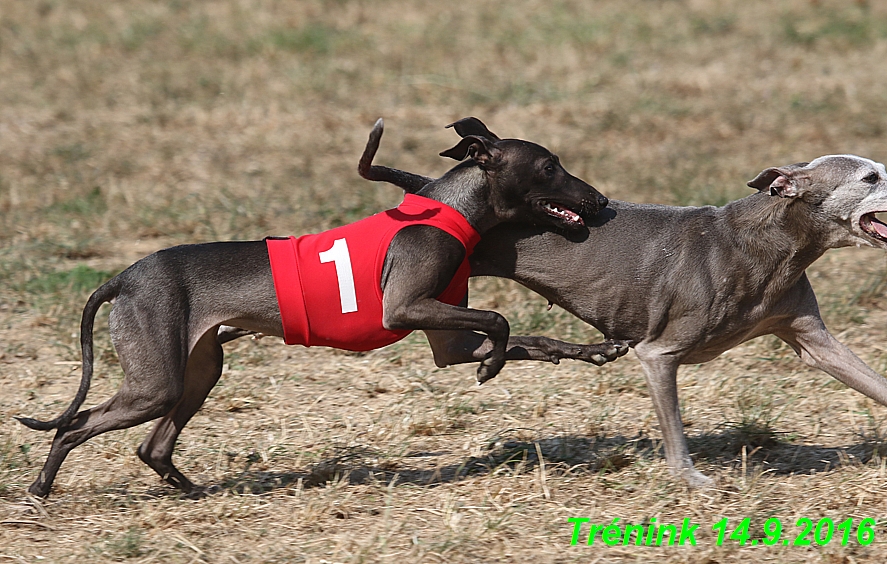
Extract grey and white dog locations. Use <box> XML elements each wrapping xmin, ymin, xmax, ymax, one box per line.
<box><xmin>360</xmin><ymin>118</ymin><xmax>887</xmax><ymax>487</ymax></box>
<box><xmin>17</xmin><ymin>119</ymin><xmax>629</xmax><ymax>497</ymax></box>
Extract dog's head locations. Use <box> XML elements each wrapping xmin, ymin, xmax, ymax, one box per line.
<box><xmin>748</xmin><ymin>155</ymin><xmax>887</xmax><ymax>249</ymax></box>
<box><xmin>440</xmin><ymin>118</ymin><xmax>608</xmax><ymax>232</ymax></box>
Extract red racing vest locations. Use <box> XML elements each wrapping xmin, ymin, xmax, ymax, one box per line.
<box><xmin>266</xmin><ymin>194</ymin><xmax>481</xmax><ymax>351</ymax></box>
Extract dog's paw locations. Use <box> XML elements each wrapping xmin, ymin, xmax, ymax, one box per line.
<box><xmin>577</xmin><ymin>339</ymin><xmax>632</xmax><ymax>366</ymax></box>
<box><xmin>680</xmin><ymin>468</ymin><xmax>715</xmax><ymax>489</ymax></box>
<box><xmin>476</xmin><ymin>355</ymin><xmax>505</xmax><ymax>385</ymax></box>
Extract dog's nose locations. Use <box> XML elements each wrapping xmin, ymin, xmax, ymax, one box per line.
<box><xmin>597</xmin><ymin>194</ymin><xmax>609</xmax><ymax>209</ymax></box>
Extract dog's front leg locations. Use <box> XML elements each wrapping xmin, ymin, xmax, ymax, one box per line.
<box><xmin>779</xmin><ymin>317</ymin><xmax>887</xmax><ymax>407</ymax></box>
<box><xmin>773</xmin><ymin>278</ymin><xmax>887</xmax><ymax>407</ymax></box>
<box><xmin>382</xmin><ymin>227</ymin><xmax>512</xmax><ymax>384</ymax></box>
<box><xmin>634</xmin><ymin>345</ymin><xmax>714</xmax><ymax>488</ymax></box>
<box><xmin>422</xmin><ymin>329</ymin><xmax>630</xmax><ymax>367</ymax></box>
<box><xmin>384</xmin><ymin>297</ymin><xmax>509</xmax><ymax>384</ymax></box>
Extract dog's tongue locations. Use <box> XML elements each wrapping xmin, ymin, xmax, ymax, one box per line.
<box><xmin>874</xmin><ymin>219</ymin><xmax>887</xmax><ymax>238</ymax></box>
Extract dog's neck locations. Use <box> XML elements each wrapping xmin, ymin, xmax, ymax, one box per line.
<box><xmin>724</xmin><ymin>192</ymin><xmax>832</xmax><ymax>289</ymax></box>
<box><xmin>417</xmin><ymin>164</ymin><xmax>498</xmax><ymax>233</ymax></box>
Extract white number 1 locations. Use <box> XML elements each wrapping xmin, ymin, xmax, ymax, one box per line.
<box><xmin>318</xmin><ymin>238</ymin><xmax>358</xmax><ymax>313</ymax></box>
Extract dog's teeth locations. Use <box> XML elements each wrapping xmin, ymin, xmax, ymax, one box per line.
<box><xmin>543</xmin><ymin>202</ymin><xmax>581</xmax><ymax>224</ymax></box>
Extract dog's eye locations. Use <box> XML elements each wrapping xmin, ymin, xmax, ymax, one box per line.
<box><xmin>863</xmin><ymin>171</ymin><xmax>880</xmax><ymax>184</ymax></box>
<box><xmin>543</xmin><ymin>163</ymin><xmax>555</xmax><ymax>174</ymax></box>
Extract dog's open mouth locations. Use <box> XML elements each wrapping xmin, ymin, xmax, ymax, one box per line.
<box><xmin>860</xmin><ymin>212</ymin><xmax>887</xmax><ymax>243</ymax></box>
<box><xmin>541</xmin><ymin>201</ymin><xmax>585</xmax><ymax>227</ymax></box>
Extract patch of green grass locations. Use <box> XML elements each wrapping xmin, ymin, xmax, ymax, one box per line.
<box><xmin>820</xmin><ymin>292</ymin><xmax>869</xmax><ymax>327</ymax></box>
<box><xmin>51</xmin><ymin>142</ymin><xmax>91</xmax><ymax>164</ymax></box>
<box><xmin>264</xmin><ymin>25</ymin><xmax>339</xmax><ymax>54</ymax></box>
<box><xmin>0</xmin><ymin>439</ymin><xmax>31</xmax><ymax>472</ymax></box>
<box><xmin>788</xmin><ymin>91</ymin><xmax>842</xmax><ymax>114</ymax></box>
<box><xmin>782</xmin><ymin>8</ymin><xmax>887</xmax><ymax>48</ymax></box>
<box><xmin>635</xmin><ymin>94</ymin><xmax>693</xmax><ymax>119</ymax></box>
<box><xmin>670</xmin><ymin>179</ymin><xmax>739</xmax><ymax>208</ymax></box>
<box><xmin>180</xmin><ymin>21</ymin><xmax>365</xmax><ymax>60</ymax></box>
<box><xmin>24</xmin><ymin>264</ymin><xmax>113</xmax><ymax>295</ymax></box>
<box><xmin>721</xmin><ymin>419</ymin><xmax>781</xmax><ymax>452</ymax></box>
<box><xmin>50</xmin><ymin>186</ymin><xmax>107</xmax><ymax>217</ymax></box>
<box><xmin>49</xmin><ymin>21</ymin><xmax>111</xmax><ymax>50</ymax></box>
<box><xmin>100</xmin><ymin>527</ymin><xmax>146</xmax><ymax>559</ymax></box>
<box><xmin>0</xmin><ymin>440</ymin><xmax>32</xmax><ymax>496</ymax></box>
<box><xmin>849</xmin><ymin>264</ymin><xmax>887</xmax><ymax>308</ymax></box>
<box><xmin>506</xmin><ymin>296</ymin><xmax>600</xmax><ymax>344</ymax></box>
<box><xmin>709</xmin><ymin>378</ymin><xmax>788</xmax><ymax>455</ymax></box>
<box><xmin>177</xmin><ymin>15</ymin><xmax>237</xmax><ymax>57</ymax></box>
<box><xmin>119</xmin><ymin>17</ymin><xmax>163</xmax><ymax>52</ymax></box>
<box><xmin>446</xmin><ymin>400</ymin><xmax>483</xmax><ymax>417</ymax></box>
<box><xmin>690</xmin><ymin>14</ymin><xmax>737</xmax><ymax>36</ymax></box>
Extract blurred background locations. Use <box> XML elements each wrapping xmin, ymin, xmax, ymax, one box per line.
<box><xmin>5</xmin><ymin>0</ymin><xmax>887</xmax><ymax>347</ymax></box>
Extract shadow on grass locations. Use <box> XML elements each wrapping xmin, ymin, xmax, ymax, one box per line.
<box><xmin>145</xmin><ymin>425</ymin><xmax>887</xmax><ymax>497</ymax></box>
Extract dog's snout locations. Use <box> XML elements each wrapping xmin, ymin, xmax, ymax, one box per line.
<box><xmin>580</xmin><ymin>192</ymin><xmax>608</xmax><ymax>216</ymax></box>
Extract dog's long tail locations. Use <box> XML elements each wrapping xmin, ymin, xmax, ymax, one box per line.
<box><xmin>358</xmin><ymin>118</ymin><xmax>434</xmax><ymax>194</ymax></box>
<box><xmin>16</xmin><ymin>277</ymin><xmax>122</xmax><ymax>431</ymax></box>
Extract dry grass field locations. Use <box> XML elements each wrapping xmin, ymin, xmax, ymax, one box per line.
<box><xmin>5</xmin><ymin>0</ymin><xmax>887</xmax><ymax>561</ymax></box>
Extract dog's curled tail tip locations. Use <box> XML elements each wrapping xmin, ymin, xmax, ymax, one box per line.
<box><xmin>368</xmin><ymin>118</ymin><xmax>383</xmax><ymax>142</ymax></box>
<box><xmin>15</xmin><ymin>415</ymin><xmax>63</xmax><ymax>431</ymax></box>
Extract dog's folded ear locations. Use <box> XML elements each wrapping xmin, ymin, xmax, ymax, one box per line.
<box><xmin>440</xmin><ymin>135</ymin><xmax>502</xmax><ymax>168</ymax></box>
<box><xmin>747</xmin><ymin>162</ymin><xmax>810</xmax><ymax>198</ymax></box>
<box><xmin>446</xmin><ymin>117</ymin><xmax>502</xmax><ymax>141</ymax></box>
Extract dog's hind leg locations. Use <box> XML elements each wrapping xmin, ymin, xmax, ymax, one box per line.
<box><xmin>137</xmin><ymin>327</ymin><xmax>224</xmax><ymax>493</ymax></box>
<box><xmin>634</xmin><ymin>345</ymin><xmax>714</xmax><ymax>488</ymax></box>
<box><xmin>27</xmin><ymin>302</ymin><xmax>190</xmax><ymax>497</ymax></box>
<box><xmin>29</xmin><ymin>397</ymin><xmax>181</xmax><ymax>496</ymax></box>
<box><xmin>28</xmin><ymin>349</ymin><xmax>186</xmax><ymax>496</ymax></box>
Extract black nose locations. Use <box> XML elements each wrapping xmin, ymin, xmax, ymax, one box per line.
<box><xmin>597</xmin><ymin>194</ymin><xmax>609</xmax><ymax>209</ymax></box>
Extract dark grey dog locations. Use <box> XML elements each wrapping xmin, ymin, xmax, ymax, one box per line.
<box><xmin>360</xmin><ymin>118</ymin><xmax>887</xmax><ymax>487</ymax></box>
<box><xmin>17</xmin><ymin>119</ymin><xmax>628</xmax><ymax>498</ymax></box>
